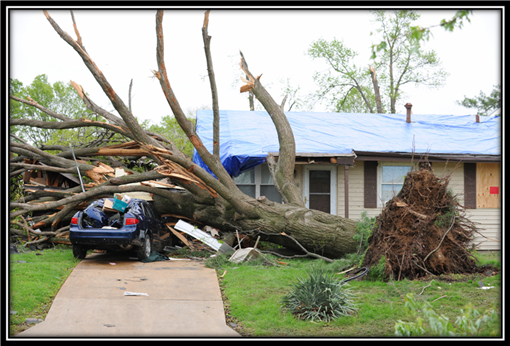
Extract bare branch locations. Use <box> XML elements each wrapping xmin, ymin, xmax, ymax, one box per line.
<box><xmin>239</xmin><ymin>51</ymin><xmax>304</xmax><ymax>207</ymax></box>
<box><xmin>10</xmin><ymin>95</ymin><xmax>73</xmax><ymax>122</ymax></box>
<box><xmin>43</xmin><ymin>10</ymin><xmax>156</xmax><ymax>148</ymax></box>
<box><xmin>70</xmin><ymin>10</ymin><xmax>86</xmax><ymax>52</ymax></box>
<box><xmin>202</xmin><ymin>10</ymin><xmax>220</xmax><ymax>158</ymax></box>
<box><xmin>128</xmin><ymin>78</ymin><xmax>133</xmax><ymax>112</ymax></box>
<box><xmin>10</xmin><ymin>117</ymin><xmax>133</xmax><ymax>139</ymax></box>
<box><xmin>154</xmin><ymin>10</ymin><xmax>257</xmax><ymax>218</ymax></box>
<box><xmin>69</xmin><ymin>81</ymin><xmax>126</xmax><ymax>128</ymax></box>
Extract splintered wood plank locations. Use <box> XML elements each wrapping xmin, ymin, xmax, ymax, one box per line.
<box><xmin>477</xmin><ymin>163</ymin><xmax>500</xmax><ymax>208</ymax></box>
<box><xmin>166</xmin><ymin>224</ymin><xmax>194</xmax><ymax>249</ymax></box>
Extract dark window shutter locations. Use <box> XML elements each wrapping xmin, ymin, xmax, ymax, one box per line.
<box><xmin>464</xmin><ymin>163</ymin><xmax>477</xmax><ymax>209</ymax></box>
<box><xmin>364</xmin><ymin>161</ymin><xmax>378</xmax><ymax>208</ymax></box>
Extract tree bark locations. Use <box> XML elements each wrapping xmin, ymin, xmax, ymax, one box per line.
<box><xmin>369</xmin><ymin>65</ymin><xmax>383</xmax><ymax>113</ymax></box>
<box><xmin>202</xmin><ymin>10</ymin><xmax>220</xmax><ymax>158</ymax></box>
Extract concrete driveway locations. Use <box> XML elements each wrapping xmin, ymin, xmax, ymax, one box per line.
<box><xmin>17</xmin><ymin>252</ymin><xmax>240</xmax><ymax>338</ymax></box>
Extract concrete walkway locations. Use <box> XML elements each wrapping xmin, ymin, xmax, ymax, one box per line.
<box><xmin>17</xmin><ymin>252</ymin><xmax>240</xmax><ymax>338</ymax></box>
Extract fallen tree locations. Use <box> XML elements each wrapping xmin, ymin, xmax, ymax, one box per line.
<box><xmin>9</xmin><ymin>10</ymin><xmax>357</xmax><ymax>258</ymax></box>
<box><xmin>361</xmin><ymin>164</ymin><xmax>484</xmax><ymax>280</ymax></box>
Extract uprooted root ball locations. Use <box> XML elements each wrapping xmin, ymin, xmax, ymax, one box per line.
<box><xmin>362</xmin><ymin>166</ymin><xmax>482</xmax><ymax>280</ymax></box>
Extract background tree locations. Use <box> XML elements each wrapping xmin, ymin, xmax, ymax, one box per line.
<box><xmin>279</xmin><ymin>78</ymin><xmax>314</xmax><ymax>112</ymax></box>
<box><xmin>10</xmin><ymin>75</ymin><xmax>93</xmax><ymax>147</ymax></box>
<box><xmin>456</xmin><ymin>84</ymin><xmax>501</xmax><ymax>116</ymax></box>
<box><xmin>148</xmin><ymin>115</ymin><xmax>196</xmax><ymax>157</ymax></box>
<box><xmin>308</xmin><ymin>38</ymin><xmax>380</xmax><ymax>113</ymax></box>
<box><xmin>308</xmin><ymin>10</ymin><xmax>449</xmax><ymax>114</ymax></box>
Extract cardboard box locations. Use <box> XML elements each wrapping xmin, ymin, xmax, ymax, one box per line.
<box><xmin>112</xmin><ymin>196</ymin><xmax>128</xmax><ymax>212</ymax></box>
<box><xmin>103</xmin><ymin>199</ymin><xmax>115</xmax><ymax>212</ymax></box>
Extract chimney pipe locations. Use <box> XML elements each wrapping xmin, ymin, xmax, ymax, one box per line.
<box><xmin>405</xmin><ymin>103</ymin><xmax>413</xmax><ymax>123</ymax></box>
<box><xmin>476</xmin><ymin>114</ymin><xmax>480</xmax><ymax>123</ymax></box>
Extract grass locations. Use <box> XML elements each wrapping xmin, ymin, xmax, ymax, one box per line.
<box><xmin>8</xmin><ymin>245</ymin><xmax>81</xmax><ymax>336</ymax></box>
<box><xmin>207</xmin><ymin>250</ymin><xmax>501</xmax><ymax>338</ymax></box>
<box><xmin>8</xmin><ymin>245</ymin><xmax>501</xmax><ymax>338</ymax></box>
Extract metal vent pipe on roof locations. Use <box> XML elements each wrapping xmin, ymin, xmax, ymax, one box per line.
<box><xmin>405</xmin><ymin>103</ymin><xmax>412</xmax><ymax>123</ymax></box>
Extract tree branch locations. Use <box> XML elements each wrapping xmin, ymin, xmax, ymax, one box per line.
<box><xmin>10</xmin><ymin>95</ymin><xmax>73</xmax><ymax>122</ymax></box>
<box><xmin>44</xmin><ymin>10</ymin><xmax>156</xmax><ymax>148</ymax></box>
<box><xmin>202</xmin><ymin>10</ymin><xmax>220</xmax><ymax>158</ymax></box>
<box><xmin>10</xmin><ymin>117</ymin><xmax>133</xmax><ymax>138</ymax></box>
<box><xmin>239</xmin><ymin>51</ymin><xmax>304</xmax><ymax>206</ymax></box>
<box><xmin>154</xmin><ymin>10</ymin><xmax>258</xmax><ymax>218</ymax></box>
<box><xmin>369</xmin><ymin>65</ymin><xmax>384</xmax><ymax>113</ymax></box>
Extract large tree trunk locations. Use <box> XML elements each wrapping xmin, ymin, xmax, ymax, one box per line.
<box><xmin>10</xmin><ymin>10</ymin><xmax>357</xmax><ymax>258</ymax></box>
<box><xmin>152</xmin><ymin>192</ymin><xmax>357</xmax><ymax>258</ymax></box>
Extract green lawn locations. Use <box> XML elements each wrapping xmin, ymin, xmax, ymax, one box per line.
<box><xmin>9</xmin><ymin>245</ymin><xmax>81</xmax><ymax>336</ymax></box>
<box><xmin>209</xmin><ymin>251</ymin><xmax>501</xmax><ymax>338</ymax></box>
<box><xmin>8</xmin><ymin>245</ymin><xmax>501</xmax><ymax>338</ymax></box>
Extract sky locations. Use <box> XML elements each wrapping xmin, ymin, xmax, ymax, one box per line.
<box><xmin>7</xmin><ymin>6</ymin><xmax>503</xmax><ymax>126</ymax></box>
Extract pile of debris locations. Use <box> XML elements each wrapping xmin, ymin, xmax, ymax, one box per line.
<box><xmin>362</xmin><ymin>163</ymin><xmax>483</xmax><ymax>280</ymax></box>
<box><xmin>164</xmin><ymin>218</ymin><xmax>278</xmax><ymax>265</ymax></box>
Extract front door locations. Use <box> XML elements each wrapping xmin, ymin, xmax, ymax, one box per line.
<box><xmin>303</xmin><ymin>165</ymin><xmax>337</xmax><ymax>215</ymax></box>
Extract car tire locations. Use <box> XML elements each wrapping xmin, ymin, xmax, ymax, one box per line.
<box><xmin>137</xmin><ymin>233</ymin><xmax>152</xmax><ymax>261</ymax></box>
<box><xmin>72</xmin><ymin>245</ymin><xmax>87</xmax><ymax>259</ymax></box>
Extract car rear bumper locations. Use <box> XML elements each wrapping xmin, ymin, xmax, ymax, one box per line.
<box><xmin>69</xmin><ymin>228</ymin><xmax>143</xmax><ymax>247</ymax></box>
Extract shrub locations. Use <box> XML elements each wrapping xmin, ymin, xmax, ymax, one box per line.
<box><xmin>281</xmin><ymin>267</ymin><xmax>357</xmax><ymax>322</ymax></box>
<box><xmin>347</xmin><ymin>211</ymin><xmax>377</xmax><ymax>266</ymax></box>
<box><xmin>365</xmin><ymin>255</ymin><xmax>387</xmax><ymax>281</ymax></box>
<box><xmin>395</xmin><ymin>293</ymin><xmax>497</xmax><ymax>337</ymax></box>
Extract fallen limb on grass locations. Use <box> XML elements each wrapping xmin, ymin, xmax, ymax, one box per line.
<box><xmin>245</xmin><ymin>229</ymin><xmax>335</xmax><ymax>263</ymax></box>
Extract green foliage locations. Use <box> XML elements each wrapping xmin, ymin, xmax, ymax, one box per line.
<box><xmin>149</xmin><ymin>115</ymin><xmax>196</xmax><ymax>157</ymax></box>
<box><xmin>10</xmin><ymin>170</ymin><xmax>24</xmax><ymax>202</ymax></box>
<box><xmin>279</xmin><ymin>78</ymin><xmax>314</xmax><ymax>112</ymax></box>
<box><xmin>308</xmin><ymin>37</ymin><xmax>379</xmax><ymax>113</ymax></box>
<box><xmin>310</xmin><ymin>10</ymin><xmax>448</xmax><ymax>114</ymax></box>
<box><xmin>366</xmin><ymin>256</ymin><xmax>387</xmax><ymax>281</ymax></box>
<box><xmin>346</xmin><ymin>211</ymin><xmax>377</xmax><ymax>266</ymax></box>
<box><xmin>456</xmin><ymin>84</ymin><xmax>501</xmax><ymax>116</ymax></box>
<box><xmin>395</xmin><ymin>293</ymin><xmax>497</xmax><ymax>337</ymax></box>
<box><xmin>372</xmin><ymin>10</ymin><xmax>472</xmax><ymax>57</ymax></box>
<box><xmin>281</xmin><ymin>266</ymin><xmax>357</xmax><ymax>322</ymax></box>
<box><xmin>10</xmin><ymin>74</ymin><xmax>129</xmax><ymax>152</ymax></box>
<box><xmin>10</xmin><ymin>75</ymin><xmax>90</xmax><ymax>147</ymax></box>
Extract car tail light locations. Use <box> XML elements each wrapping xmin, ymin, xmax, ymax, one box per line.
<box><xmin>125</xmin><ymin>218</ymin><xmax>139</xmax><ymax>225</ymax></box>
<box><xmin>71</xmin><ymin>217</ymin><xmax>78</xmax><ymax>225</ymax></box>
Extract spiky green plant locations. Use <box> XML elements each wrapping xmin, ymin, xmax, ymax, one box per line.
<box><xmin>281</xmin><ymin>267</ymin><xmax>357</xmax><ymax>322</ymax></box>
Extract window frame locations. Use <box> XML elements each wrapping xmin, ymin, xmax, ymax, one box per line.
<box><xmin>233</xmin><ymin>164</ymin><xmax>283</xmax><ymax>203</ymax></box>
<box><xmin>303</xmin><ymin>164</ymin><xmax>337</xmax><ymax>215</ymax></box>
<box><xmin>376</xmin><ymin>162</ymin><xmax>413</xmax><ymax>207</ymax></box>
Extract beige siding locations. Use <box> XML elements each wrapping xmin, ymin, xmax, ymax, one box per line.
<box><xmin>431</xmin><ymin>162</ymin><xmax>465</xmax><ymax>205</ymax></box>
<box><xmin>465</xmin><ymin>208</ymin><xmax>501</xmax><ymax>250</ymax></box>
<box><xmin>336</xmin><ymin>162</ymin><xmax>382</xmax><ymax>219</ymax></box>
<box><xmin>329</xmin><ymin>161</ymin><xmax>500</xmax><ymax>251</ymax></box>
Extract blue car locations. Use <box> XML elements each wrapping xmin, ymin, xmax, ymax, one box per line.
<box><xmin>69</xmin><ymin>198</ymin><xmax>167</xmax><ymax>260</ymax></box>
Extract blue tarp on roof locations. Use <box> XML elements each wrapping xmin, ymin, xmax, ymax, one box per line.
<box><xmin>192</xmin><ymin>110</ymin><xmax>501</xmax><ymax>177</ymax></box>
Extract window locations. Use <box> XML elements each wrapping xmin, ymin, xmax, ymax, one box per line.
<box><xmin>378</xmin><ymin>163</ymin><xmax>412</xmax><ymax>206</ymax></box>
<box><xmin>233</xmin><ymin>164</ymin><xmax>282</xmax><ymax>203</ymax></box>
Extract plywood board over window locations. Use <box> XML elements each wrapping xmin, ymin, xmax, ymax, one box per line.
<box><xmin>477</xmin><ymin>163</ymin><xmax>501</xmax><ymax>208</ymax></box>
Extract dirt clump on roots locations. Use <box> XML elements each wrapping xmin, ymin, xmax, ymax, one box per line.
<box><xmin>362</xmin><ymin>163</ymin><xmax>483</xmax><ymax>281</ymax></box>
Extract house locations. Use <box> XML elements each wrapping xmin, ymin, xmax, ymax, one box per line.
<box><xmin>192</xmin><ymin>108</ymin><xmax>501</xmax><ymax>251</ymax></box>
